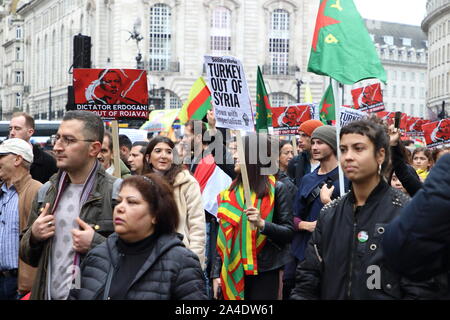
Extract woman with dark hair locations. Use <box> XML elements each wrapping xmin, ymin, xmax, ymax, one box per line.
<box><xmin>144</xmin><ymin>136</ymin><xmax>206</xmax><ymax>268</ymax></box>
<box><xmin>212</xmin><ymin>133</ymin><xmax>294</xmax><ymax>300</ymax></box>
<box><xmin>412</xmin><ymin>147</ymin><xmax>432</xmax><ymax>181</ymax></box>
<box><xmin>70</xmin><ymin>174</ymin><xmax>207</xmax><ymax>300</ymax></box>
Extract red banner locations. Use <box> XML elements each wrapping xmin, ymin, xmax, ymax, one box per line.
<box><xmin>351</xmin><ymin>83</ymin><xmax>385</xmax><ymax>113</ymax></box>
<box><xmin>271</xmin><ymin>104</ymin><xmax>311</xmax><ymax>135</ymax></box>
<box><xmin>376</xmin><ymin>111</ymin><xmax>407</xmax><ymax>130</ymax></box>
<box><xmin>422</xmin><ymin>119</ymin><xmax>450</xmax><ymax>147</ymax></box>
<box><xmin>72</xmin><ymin>69</ymin><xmax>149</xmax><ymax>120</ymax></box>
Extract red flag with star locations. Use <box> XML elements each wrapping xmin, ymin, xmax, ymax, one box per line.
<box><xmin>319</xmin><ymin>84</ymin><xmax>335</xmax><ymax>124</ymax></box>
<box><xmin>308</xmin><ymin>0</ymin><xmax>386</xmax><ymax>85</ymax></box>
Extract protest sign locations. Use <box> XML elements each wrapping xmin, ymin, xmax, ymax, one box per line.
<box><xmin>72</xmin><ymin>69</ymin><xmax>149</xmax><ymax>120</ymax></box>
<box><xmin>376</xmin><ymin>111</ymin><xmax>407</xmax><ymax>130</ymax></box>
<box><xmin>340</xmin><ymin>106</ymin><xmax>367</xmax><ymax>127</ymax></box>
<box><xmin>351</xmin><ymin>83</ymin><xmax>385</xmax><ymax>113</ymax></box>
<box><xmin>271</xmin><ymin>104</ymin><xmax>311</xmax><ymax>135</ymax></box>
<box><xmin>406</xmin><ymin>117</ymin><xmax>427</xmax><ymax>136</ymax></box>
<box><xmin>204</xmin><ymin>56</ymin><xmax>254</xmax><ymax>131</ymax></box>
<box><xmin>422</xmin><ymin>119</ymin><xmax>450</xmax><ymax>147</ymax></box>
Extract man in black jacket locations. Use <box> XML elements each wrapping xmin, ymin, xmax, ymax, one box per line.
<box><xmin>290</xmin><ymin>118</ymin><xmax>445</xmax><ymax>299</ymax></box>
<box><xmin>287</xmin><ymin>120</ymin><xmax>323</xmax><ymax>187</ymax></box>
<box><xmin>9</xmin><ymin>112</ymin><xmax>58</xmax><ymax>184</ymax></box>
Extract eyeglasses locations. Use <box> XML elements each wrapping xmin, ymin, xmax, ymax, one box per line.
<box><xmin>52</xmin><ymin>134</ymin><xmax>96</xmax><ymax>146</ymax></box>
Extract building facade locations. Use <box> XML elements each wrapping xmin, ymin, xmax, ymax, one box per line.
<box><xmin>422</xmin><ymin>0</ymin><xmax>450</xmax><ymax>119</ymax></box>
<box><xmin>0</xmin><ymin>0</ymin><xmax>329</xmax><ymax>121</ymax></box>
<box><xmin>343</xmin><ymin>19</ymin><xmax>428</xmax><ymax>118</ymax></box>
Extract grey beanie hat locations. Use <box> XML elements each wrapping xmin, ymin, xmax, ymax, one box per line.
<box><xmin>311</xmin><ymin>125</ymin><xmax>337</xmax><ymax>154</ymax></box>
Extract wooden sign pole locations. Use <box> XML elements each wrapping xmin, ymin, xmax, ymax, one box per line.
<box><xmin>292</xmin><ymin>135</ymin><xmax>298</xmax><ymax>156</ymax></box>
<box><xmin>111</xmin><ymin>120</ymin><xmax>121</xmax><ymax>178</ymax></box>
<box><xmin>235</xmin><ymin>131</ymin><xmax>255</xmax><ymax>230</ymax></box>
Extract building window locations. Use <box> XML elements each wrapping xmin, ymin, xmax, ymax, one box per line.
<box><xmin>401</xmin><ymin>86</ymin><xmax>406</xmax><ymax>98</ymax></box>
<box><xmin>410</xmin><ymin>104</ymin><xmax>415</xmax><ymax>115</ymax></box>
<box><xmin>420</xmin><ymin>87</ymin><xmax>425</xmax><ymax>98</ymax></box>
<box><xmin>149</xmin><ymin>4</ymin><xmax>171</xmax><ymax>71</ymax></box>
<box><xmin>269</xmin><ymin>92</ymin><xmax>295</xmax><ymax>107</ymax></box>
<box><xmin>401</xmin><ymin>72</ymin><xmax>406</xmax><ymax>81</ymax></box>
<box><xmin>383</xmin><ymin>35</ymin><xmax>394</xmax><ymax>45</ymax></box>
<box><xmin>15</xmin><ymin>71</ymin><xmax>23</xmax><ymax>84</ymax></box>
<box><xmin>410</xmin><ymin>87</ymin><xmax>415</xmax><ymax>99</ymax></box>
<box><xmin>169</xmin><ymin>92</ymin><xmax>181</xmax><ymax>109</ymax></box>
<box><xmin>392</xmin><ymin>71</ymin><xmax>397</xmax><ymax>80</ymax></box>
<box><xmin>16</xmin><ymin>93</ymin><xmax>22</xmax><ymax>108</ymax></box>
<box><xmin>392</xmin><ymin>85</ymin><xmax>397</xmax><ymax>97</ymax></box>
<box><xmin>15</xmin><ymin>47</ymin><xmax>21</xmax><ymax>60</ymax></box>
<box><xmin>210</xmin><ymin>7</ymin><xmax>231</xmax><ymax>55</ymax></box>
<box><xmin>16</xmin><ymin>26</ymin><xmax>22</xmax><ymax>39</ymax></box>
<box><xmin>269</xmin><ymin>9</ymin><xmax>290</xmax><ymax>75</ymax></box>
<box><xmin>402</xmin><ymin>38</ymin><xmax>411</xmax><ymax>46</ymax></box>
<box><xmin>410</xmin><ymin>72</ymin><xmax>415</xmax><ymax>81</ymax></box>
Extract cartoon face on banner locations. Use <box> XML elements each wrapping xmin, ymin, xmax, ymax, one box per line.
<box><xmin>351</xmin><ymin>83</ymin><xmax>385</xmax><ymax>113</ymax></box>
<box><xmin>406</xmin><ymin>117</ymin><xmax>427</xmax><ymax>134</ymax></box>
<box><xmin>376</xmin><ymin>111</ymin><xmax>407</xmax><ymax>130</ymax></box>
<box><xmin>271</xmin><ymin>104</ymin><xmax>311</xmax><ymax>135</ymax></box>
<box><xmin>72</xmin><ymin>69</ymin><xmax>149</xmax><ymax>119</ymax></box>
<box><xmin>423</xmin><ymin>119</ymin><xmax>450</xmax><ymax>147</ymax></box>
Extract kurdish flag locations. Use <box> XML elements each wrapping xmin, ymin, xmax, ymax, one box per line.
<box><xmin>308</xmin><ymin>0</ymin><xmax>386</xmax><ymax>84</ymax></box>
<box><xmin>319</xmin><ymin>84</ymin><xmax>335</xmax><ymax>124</ymax></box>
<box><xmin>179</xmin><ymin>77</ymin><xmax>212</xmax><ymax>124</ymax></box>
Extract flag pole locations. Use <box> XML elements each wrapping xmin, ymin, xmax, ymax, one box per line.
<box><xmin>331</xmin><ymin>79</ymin><xmax>345</xmax><ymax>197</ymax></box>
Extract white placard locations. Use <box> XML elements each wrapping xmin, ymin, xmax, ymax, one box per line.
<box><xmin>340</xmin><ymin>107</ymin><xmax>367</xmax><ymax>128</ymax></box>
<box><xmin>204</xmin><ymin>55</ymin><xmax>254</xmax><ymax>132</ymax></box>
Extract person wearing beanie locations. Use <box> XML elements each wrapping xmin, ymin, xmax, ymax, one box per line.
<box><xmin>284</xmin><ymin>125</ymin><xmax>349</xmax><ymax>299</ymax></box>
<box><xmin>287</xmin><ymin>120</ymin><xmax>323</xmax><ymax>188</ymax></box>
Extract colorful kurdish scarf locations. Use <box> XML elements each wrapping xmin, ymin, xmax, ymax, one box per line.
<box><xmin>216</xmin><ymin>175</ymin><xmax>276</xmax><ymax>300</ymax></box>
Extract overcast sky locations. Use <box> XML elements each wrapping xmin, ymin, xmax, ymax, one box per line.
<box><xmin>354</xmin><ymin>0</ymin><xmax>428</xmax><ymax>26</ymax></box>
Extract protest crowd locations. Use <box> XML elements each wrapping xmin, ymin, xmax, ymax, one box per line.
<box><xmin>1</xmin><ymin>0</ymin><xmax>450</xmax><ymax>303</ymax></box>
<box><xmin>0</xmin><ymin>107</ymin><xmax>449</xmax><ymax>301</ymax></box>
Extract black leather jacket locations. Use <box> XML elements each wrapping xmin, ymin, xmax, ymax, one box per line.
<box><xmin>213</xmin><ymin>181</ymin><xmax>295</xmax><ymax>278</ymax></box>
<box><xmin>291</xmin><ymin>181</ymin><xmax>447</xmax><ymax>300</ymax></box>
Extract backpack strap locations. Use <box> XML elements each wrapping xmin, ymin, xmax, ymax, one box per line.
<box><xmin>301</xmin><ymin>171</ymin><xmax>340</xmax><ymax>220</ymax></box>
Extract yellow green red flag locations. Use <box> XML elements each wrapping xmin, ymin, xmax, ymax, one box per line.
<box><xmin>179</xmin><ymin>77</ymin><xmax>212</xmax><ymax>124</ymax></box>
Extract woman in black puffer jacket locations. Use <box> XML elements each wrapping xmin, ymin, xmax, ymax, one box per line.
<box><xmin>69</xmin><ymin>174</ymin><xmax>207</xmax><ymax>300</ymax></box>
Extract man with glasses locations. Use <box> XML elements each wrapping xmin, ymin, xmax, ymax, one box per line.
<box><xmin>9</xmin><ymin>112</ymin><xmax>58</xmax><ymax>184</ymax></box>
<box><xmin>20</xmin><ymin>111</ymin><xmax>121</xmax><ymax>300</ymax></box>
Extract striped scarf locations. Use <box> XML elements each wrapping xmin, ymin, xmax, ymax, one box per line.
<box><xmin>216</xmin><ymin>175</ymin><xmax>276</xmax><ymax>300</ymax></box>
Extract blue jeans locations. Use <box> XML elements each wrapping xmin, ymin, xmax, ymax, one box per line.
<box><xmin>0</xmin><ymin>276</ymin><xmax>18</xmax><ymax>300</ymax></box>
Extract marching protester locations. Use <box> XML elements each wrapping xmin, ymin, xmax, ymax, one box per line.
<box><xmin>128</xmin><ymin>141</ymin><xmax>148</xmax><ymax>176</ymax></box>
<box><xmin>285</xmin><ymin>125</ymin><xmax>349</xmax><ymax>298</ymax></box>
<box><xmin>287</xmin><ymin>120</ymin><xmax>323</xmax><ymax>187</ymax></box>
<box><xmin>118</xmin><ymin>134</ymin><xmax>132</xmax><ymax>169</ymax></box>
<box><xmin>383</xmin><ymin>153</ymin><xmax>450</xmax><ymax>283</ymax></box>
<box><xmin>69</xmin><ymin>174</ymin><xmax>207</xmax><ymax>300</ymax></box>
<box><xmin>182</xmin><ymin>119</ymin><xmax>235</xmax><ymax>297</ymax></box>
<box><xmin>98</xmin><ymin>131</ymin><xmax>131</xmax><ymax>178</ymax></box>
<box><xmin>389</xmin><ymin>126</ymin><xmax>422</xmax><ymax>196</ymax></box>
<box><xmin>412</xmin><ymin>147</ymin><xmax>432</xmax><ymax>182</ymax></box>
<box><xmin>290</xmin><ymin>117</ymin><xmax>445</xmax><ymax>300</ymax></box>
<box><xmin>275</xmin><ymin>140</ymin><xmax>297</xmax><ymax>203</ymax></box>
<box><xmin>212</xmin><ymin>133</ymin><xmax>294</xmax><ymax>300</ymax></box>
<box><xmin>9</xmin><ymin>112</ymin><xmax>58</xmax><ymax>184</ymax></box>
<box><xmin>19</xmin><ymin>111</ymin><xmax>121</xmax><ymax>300</ymax></box>
<box><xmin>144</xmin><ymin>136</ymin><xmax>206</xmax><ymax>268</ymax></box>
<box><xmin>0</xmin><ymin>139</ymin><xmax>41</xmax><ymax>299</ymax></box>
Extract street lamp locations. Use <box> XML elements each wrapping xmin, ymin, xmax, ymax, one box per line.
<box><xmin>295</xmin><ymin>69</ymin><xmax>304</xmax><ymax>103</ymax></box>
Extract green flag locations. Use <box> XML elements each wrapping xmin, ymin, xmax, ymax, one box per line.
<box><xmin>319</xmin><ymin>84</ymin><xmax>335</xmax><ymax>124</ymax></box>
<box><xmin>255</xmin><ymin>66</ymin><xmax>272</xmax><ymax>131</ymax></box>
<box><xmin>308</xmin><ymin>0</ymin><xmax>386</xmax><ymax>84</ymax></box>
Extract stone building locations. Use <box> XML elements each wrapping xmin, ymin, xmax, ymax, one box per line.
<box><xmin>422</xmin><ymin>0</ymin><xmax>450</xmax><ymax>119</ymax></box>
